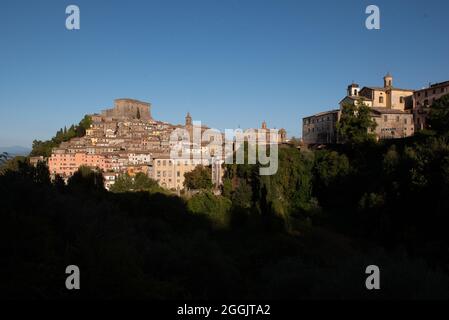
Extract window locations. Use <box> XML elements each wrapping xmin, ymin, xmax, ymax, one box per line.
<box><xmin>396</xmin><ymin>116</ymin><xmax>400</xmax><ymax>122</ymax></box>
<box><xmin>442</xmin><ymin>88</ymin><xmax>445</xmax><ymax>93</ymax></box>
<box><xmin>404</xmin><ymin>118</ymin><xmax>407</xmax><ymax>124</ymax></box>
<box><xmin>379</xmin><ymin>96</ymin><xmax>384</xmax><ymax>104</ymax></box>
<box><xmin>384</xmin><ymin>115</ymin><xmax>388</xmax><ymax>122</ymax></box>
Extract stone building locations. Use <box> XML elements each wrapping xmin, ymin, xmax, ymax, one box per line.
<box><xmin>152</xmin><ymin>156</ymin><xmax>203</xmax><ymax>191</ymax></box>
<box><xmin>151</xmin><ymin>155</ymin><xmax>224</xmax><ymax>191</ymax></box>
<box><xmin>339</xmin><ymin>74</ymin><xmax>414</xmax><ymax>111</ymax></box>
<box><xmin>100</xmin><ymin>98</ymin><xmax>152</xmax><ymax>120</ymax></box>
<box><xmin>370</xmin><ymin>108</ymin><xmax>414</xmax><ymax>139</ymax></box>
<box><xmin>302</xmin><ymin>109</ymin><xmax>340</xmax><ymax>145</ymax></box>
<box><xmin>413</xmin><ymin>80</ymin><xmax>449</xmax><ymax>130</ymax></box>
<box><xmin>303</xmin><ymin>74</ymin><xmax>415</xmax><ymax>145</ymax></box>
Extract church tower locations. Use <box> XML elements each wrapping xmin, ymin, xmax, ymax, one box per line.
<box><xmin>347</xmin><ymin>83</ymin><xmax>359</xmax><ymax>97</ymax></box>
<box><xmin>261</xmin><ymin>121</ymin><xmax>267</xmax><ymax>130</ymax></box>
<box><xmin>185</xmin><ymin>112</ymin><xmax>192</xmax><ymax>127</ymax></box>
<box><xmin>384</xmin><ymin>73</ymin><xmax>393</xmax><ymax>88</ymax></box>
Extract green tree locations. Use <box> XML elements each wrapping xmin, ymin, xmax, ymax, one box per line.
<box><xmin>110</xmin><ymin>173</ymin><xmax>134</xmax><ymax>192</ymax></box>
<box><xmin>133</xmin><ymin>172</ymin><xmax>159</xmax><ymax>191</ymax></box>
<box><xmin>184</xmin><ymin>165</ymin><xmax>213</xmax><ymax>190</ymax></box>
<box><xmin>67</xmin><ymin>166</ymin><xmax>105</xmax><ymax>193</ymax></box>
<box><xmin>30</xmin><ymin>115</ymin><xmax>92</xmax><ymax>157</ymax></box>
<box><xmin>76</xmin><ymin>115</ymin><xmax>92</xmax><ymax>137</ymax></box>
<box><xmin>187</xmin><ymin>191</ymin><xmax>232</xmax><ymax>227</ymax></box>
<box><xmin>337</xmin><ymin>101</ymin><xmax>377</xmax><ymax>145</ymax></box>
<box><xmin>110</xmin><ymin>172</ymin><xmax>162</xmax><ymax>193</ymax></box>
<box><xmin>33</xmin><ymin>161</ymin><xmax>51</xmax><ymax>185</ymax></box>
<box><xmin>0</xmin><ymin>155</ymin><xmax>27</xmax><ymax>173</ymax></box>
<box><xmin>428</xmin><ymin>94</ymin><xmax>449</xmax><ymax>135</ymax></box>
<box><xmin>312</xmin><ymin>149</ymin><xmax>351</xmax><ymax>210</ymax></box>
<box><xmin>231</xmin><ymin>180</ymin><xmax>253</xmax><ymax>209</ymax></box>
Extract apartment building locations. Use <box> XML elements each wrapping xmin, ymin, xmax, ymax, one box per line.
<box><xmin>152</xmin><ymin>156</ymin><xmax>204</xmax><ymax>190</ymax></box>
<box><xmin>48</xmin><ymin>151</ymin><xmax>111</xmax><ymax>177</ymax></box>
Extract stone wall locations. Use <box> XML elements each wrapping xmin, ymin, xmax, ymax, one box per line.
<box><xmin>102</xmin><ymin>98</ymin><xmax>152</xmax><ymax>120</ymax></box>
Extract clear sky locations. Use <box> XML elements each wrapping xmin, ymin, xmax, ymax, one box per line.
<box><xmin>1</xmin><ymin>0</ymin><xmax>448</xmax><ymax>147</ymax></box>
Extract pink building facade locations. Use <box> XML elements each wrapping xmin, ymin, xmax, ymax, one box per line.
<box><xmin>48</xmin><ymin>152</ymin><xmax>111</xmax><ymax>177</ymax></box>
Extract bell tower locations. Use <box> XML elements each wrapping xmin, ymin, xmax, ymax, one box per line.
<box><xmin>384</xmin><ymin>73</ymin><xmax>393</xmax><ymax>88</ymax></box>
<box><xmin>347</xmin><ymin>83</ymin><xmax>359</xmax><ymax>96</ymax></box>
<box><xmin>185</xmin><ymin>112</ymin><xmax>192</xmax><ymax>127</ymax></box>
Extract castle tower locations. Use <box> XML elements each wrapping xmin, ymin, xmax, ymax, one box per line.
<box><xmin>384</xmin><ymin>73</ymin><xmax>393</xmax><ymax>88</ymax></box>
<box><xmin>185</xmin><ymin>112</ymin><xmax>192</xmax><ymax>127</ymax></box>
<box><xmin>347</xmin><ymin>83</ymin><xmax>359</xmax><ymax>96</ymax></box>
<box><xmin>111</xmin><ymin>99</ymin><xmax>152</xmax><ymax>120</ymax></box>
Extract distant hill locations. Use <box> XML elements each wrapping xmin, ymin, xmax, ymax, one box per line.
<box><xmin>0</xmin><ymin>146</ymin><xmax>31</xmax><ymax>157</ymax></box>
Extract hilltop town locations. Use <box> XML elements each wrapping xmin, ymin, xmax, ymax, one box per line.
<box><xmin>25</xmin><ymin>74</ymin><xmax>449</xmax><ymax>191</ymax></box>
<box><xmin>303</xmin><ymin>74</ymin><xmax>449</xmax><ymax>145</ymax></box>
<box><xmin>37</xmin><ymin>98</ymin><xmax>286</xmax><ymax>191</ymax></box>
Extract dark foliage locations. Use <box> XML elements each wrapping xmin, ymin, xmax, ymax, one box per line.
<box><xmin>30</xmin><ymin>115</ymin><xmax>92</xmax><ymax>157</ymax></box>
<box><xmin>3</xmin><ymin>96</ymin><xmax>449</xmax><ymax>299</ymax></box>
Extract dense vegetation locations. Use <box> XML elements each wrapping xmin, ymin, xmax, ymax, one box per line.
<box><xmin>184</xmin><ymin>165</ymin><xmax>213</xmax><ymax>190</ymax></box>
<box><xmin>1</xmin><ymin>95</ymin><xmax>449</xmax><ymax>299</ymax></box>
<box><xmin>30</xmin><ymin>115</ymin><xmax>92</xmax><ymax>157</ymax></box>
<box><xmin>110</xmin><ymin>172</ymin><xmax>164</xmax><ymax>194</ymax></box>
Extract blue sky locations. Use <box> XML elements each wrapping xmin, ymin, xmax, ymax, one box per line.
<box><xmin>1</xmin><ymin>0</ymin><xmax>448</xmax><ymax>147</ymax></box>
